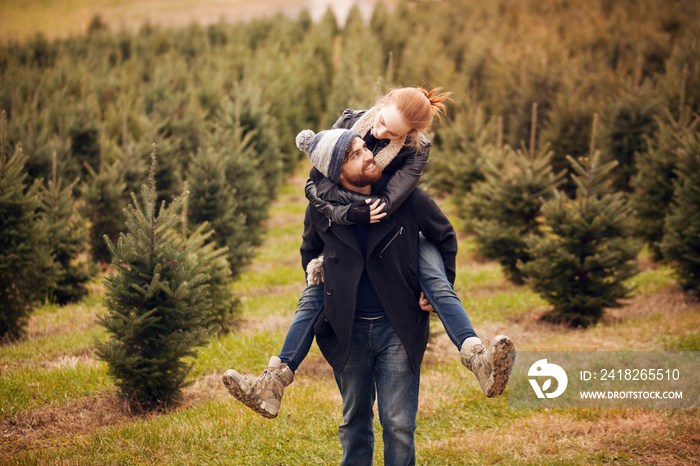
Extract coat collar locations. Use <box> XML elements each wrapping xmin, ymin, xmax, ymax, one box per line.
<box><xmin>323</xmin><ymin>217</ymin><xmax>397</xmax><ymax>258</ymax></box>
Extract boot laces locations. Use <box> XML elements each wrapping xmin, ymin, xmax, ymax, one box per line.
<box><xmin>252</xmin><ymin>369</ymin><xmax>276</xmax><ymax>396</ymax></box>
<box><xmin>261</xmin><ymin>368</ymin><xmax>276</xmax><ymax>382</ymax></box>
<box><xmin>469</xmin><ymin>339</ymin><xmax>490</xmax><ymax>355</ymax></box>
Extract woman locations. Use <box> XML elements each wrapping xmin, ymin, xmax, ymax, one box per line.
<box><xmin>223</xmin><ymin>87</ymin><xmax>515</xmax><ymax>419</ymax></box>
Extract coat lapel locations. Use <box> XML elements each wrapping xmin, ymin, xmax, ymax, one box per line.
<box><xmin>367</xmin><ymin>218</ymin><xmax>397</xmax><ymax>257</ymax></box>
<box><xmin>331</xmin><ymin>224</ymin><xmax>362</xmax><ymax>255</ymax></box>
<box><xmin>327</xmin><ymin>219</ymin><xmax>397</xmax><ymax>258</ymax></box>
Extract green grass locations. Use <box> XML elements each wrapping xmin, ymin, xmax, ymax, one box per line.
<box><xmin>627</xmin><ymin>264</ymin><xmax>677</xmax><ymax>295</ymax></box>
<box><xmin>2</xmin><ymin>165</ymin><xmax>699</xmax><ymax>465</ymax></box>
<box><xmin>0</xmin><ymin>363</ymin><xmax>111</xmax><ymax>417</ymax></box>
<box><xmin>234</xmin><ymin>264</ymin><xmax>303</xmax><ymax>291</ymax></box>
<box><xmin>662</xmin><ymin>333</ymin><xmax>700</xmax><ymax>351</ymax></box>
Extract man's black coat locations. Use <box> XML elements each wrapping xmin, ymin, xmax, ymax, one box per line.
<box><xmin>300</xmin><ymin>187</ymin><xmax>457</xmax><ymax>374</ymax></box>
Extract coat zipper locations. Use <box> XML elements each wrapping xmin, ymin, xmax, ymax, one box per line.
<box><xmin>379</xmin><ymin>227</ymin><xmax>403</xmax><ymax>258</ymax></box>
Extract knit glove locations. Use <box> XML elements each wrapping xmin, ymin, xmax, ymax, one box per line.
<box><xmin>346</xmin><ymin>199</ymin><xmax>371</xmax><ymax>224</ymax></box>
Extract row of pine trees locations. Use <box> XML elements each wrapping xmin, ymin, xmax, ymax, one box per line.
<box><xmin>1</xmin><ymin>0</ymin><xmax>699</xmax><ymax>406</ymax></box>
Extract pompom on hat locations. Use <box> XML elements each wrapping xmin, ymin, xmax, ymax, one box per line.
<box><xmin>296</xmin><ymin>128</ymin><xmax>360</xmax><ymax>183</ymax></box>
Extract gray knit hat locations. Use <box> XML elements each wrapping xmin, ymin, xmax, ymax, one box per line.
<box><xmin>296</xmin><ymin>128</ymin><xmax>360</xmax><ymax>183</ymax></box>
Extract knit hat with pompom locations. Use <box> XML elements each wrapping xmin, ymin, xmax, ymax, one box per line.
<box><xmin>296</xmin><ymin>128</ymin><xmax>359</xmax><ymax>183</ymax></box>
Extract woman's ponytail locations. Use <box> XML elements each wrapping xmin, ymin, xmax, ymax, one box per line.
<box><xmin>421</xmin><ymin>87</ymin><xmax>452</xmax><ymax>120</ymax></box>
<box><xmin>382</xmin><ymin>86</ymin><xmax>453</xmax><ymax>147</ymax></box>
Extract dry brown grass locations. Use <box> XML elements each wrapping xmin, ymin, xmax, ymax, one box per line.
<box><xmin>0</xmin><ymin>371</ymin><xmax>240</xmax><ymax>457</ymax></box>
<box><xmin>425</xmin><ymin>409</ymin><xmax>700</xmax><ymax>465</ymax></box>
<box><xmin>0</xmin><ymin>394</ymin><xmax>135</xmax><ymax>456</ymax></box>
<box><xmin>524</xmin><ymin>288</ymin><xmax>700</xmax><ymax>351</ymax></box>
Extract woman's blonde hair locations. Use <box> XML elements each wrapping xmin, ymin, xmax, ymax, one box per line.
<box><xmin>380</xmin><ymin>87</ymin><xmax>452</xmax><ymax>147</ymax></box>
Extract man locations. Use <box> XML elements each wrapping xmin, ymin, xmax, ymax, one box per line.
<box><xmin>223</xmin><ymin>127</ymin><xmax>515</xmax><ymax>462</ymax></box>
<box><xmin>298</xmin><ymin>127</ymin><xmax>458</xmax><ymax>465</ymax></box>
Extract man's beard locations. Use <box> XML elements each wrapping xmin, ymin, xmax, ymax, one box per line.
<box><xmin>344</xmin><ymin>162</ymin><xmax>382</xmax><ymax>188</ymax></box>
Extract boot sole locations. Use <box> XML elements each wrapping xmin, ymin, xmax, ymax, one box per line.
<box><xmin>222</xmin><ymin>372</ymin><xmax>279</xmax><ymax>419</ymax></box>
<box><xmin>486</xmin><ymin>336</ymin><xmax>516</xmax><ymax>398</ymax></box>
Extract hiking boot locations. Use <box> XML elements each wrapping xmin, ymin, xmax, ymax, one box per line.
<box><xmin>460</xmin><ymin>335</ymin><xmax>515</xmax><ymax>398</ymax></box>
<box><xmin>222</xmin><ymin>356</ymin><xmax>294</xmax><ymax>419</ymax></box>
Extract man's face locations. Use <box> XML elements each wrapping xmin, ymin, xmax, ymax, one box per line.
<box><xmin>340</xmin><ymin>137</ymin><xmax>382</xmax><ymax>190</ymax></box>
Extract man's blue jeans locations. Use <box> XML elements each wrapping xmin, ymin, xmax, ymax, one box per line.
<box><xmin>334</xmin><ymin>317</ymin><xmax>420</xmax><ymax>466</ymax></box>
<box><xmin>278</xmin><ymin>236</ymin><xmax>477</xmax><ymax>371</ymax></box>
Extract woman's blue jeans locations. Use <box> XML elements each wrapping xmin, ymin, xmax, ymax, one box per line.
<box><xmin>334</xmin><ymin>317</ymin><xmax>420</xmax><ymax>466</ymax></box>
<box><xmin>278</xmin><ymin>235</ymin><xmax>477</xmax><ymax>371</ymax></box>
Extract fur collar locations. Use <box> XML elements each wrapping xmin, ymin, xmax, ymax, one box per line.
<box><xmin>350</xmin><ymin>105</ymin><xmax>407</xmax><ymax>171</ymax></box>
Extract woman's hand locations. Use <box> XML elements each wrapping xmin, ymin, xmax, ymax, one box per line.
<box><xmin>419</xmin><ymin>292</ymin><xmax>434</xmax><ymax>312</ymax></box>
<box><xmin>368</xmin><ymin>198</ymin><xmax>387</xmax><ymax>223</ymax></box>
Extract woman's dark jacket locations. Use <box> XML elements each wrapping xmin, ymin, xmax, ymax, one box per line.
<box><xmin>301</xmin><ymin>187</ymin><xmax>457</xmax><ymax>374</ymax></box>
<box><xmin>305</xmin><ymin>108</ymin><xmax>431</xmax><ymax>224</ymax></box>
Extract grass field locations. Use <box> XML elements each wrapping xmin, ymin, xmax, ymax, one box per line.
<box><xmin>1</xmin><ymin>161</ymin><xmax>698</xmax><ymax>464</ymax></box>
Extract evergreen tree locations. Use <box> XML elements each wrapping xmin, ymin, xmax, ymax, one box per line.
<box><xmin>465</xmin><ymin>107</ymin><xmax>566</xmax><ymax>284</ymax></box>
<box><xmin>80</xmin><ymin>161</ymin><xmax>126</xmax><ymax>264</ymax></box>
<box><xmin>466</xmin><ymin>141</ymin><xmax>565</xmax><ymax>284</ymax></box>
<box><xmin>190</xmin><ymin>108</ymin><xmax>268</xmax><ymax>277</ymax></box>
<box><xmin>602</xmin><ymin>81</ymin><xmax>662</xmax><ymax>192</ymax></box>
<box><xmin>631</xmin><ymin>107</ymin><xmax>698</xmax><ymax>260</ymax></box>
<box><xmin>661</xmin><ymin>131</ymin><xmax>700</xmax><ymax>293</ymax></box>
<box><xmin>67</xmin><ymin>99</ymin><xmax>103</xmax><ymax>180</ymax></box>
<box><xmin>114</xmin><ymin>141</ymin><xmax>149</xmax><ymax>200</ymax></box>
<box><xmin>184</xmin><ymin>221</ymin><xmax>239</xmax><ymax>333</ymax></box>
<box><xmin>185</xmin><ymin>145</ymin><xmax>249</xmax><ymax>277</ymax></box>
<box><xmin>0</xmin><ymin>112</ymin><xmax>56</xmax><ymax>339</ymax></box>
<box><xmin>427</xmin><ymin>99</ymin><xmax>496</xmax><ymax>214</ymax></box>
<box><xmin>323</xmin><ymin>5</ymin><xmax>383</xmax><ymax>129</ymax></box>
<box><xmin>522</xmin><ymin>151</ymin><xmax>641</xmax><ymax>326</ymax></box>
<box><xmin>221</xmin><ymin>84</ymin><xmax>284</xmax><ymax>196</ymax></box>
<box><xmin>96</xmin><ymin>148</ymin><xmax>214</xmax><ymax>408</ymax></box>
<box><xmin>39</xmin><ymin>154</ymin><xmax>94</xmax><ymax>304</ymax></box>
<box><xmin>539</xmin><ymin>90</ymin><xmax>598</xmax><ymax>197</ymax></box>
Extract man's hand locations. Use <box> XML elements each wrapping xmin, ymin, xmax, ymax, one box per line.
<box><xmin>419</xmin><ymin>292</ymin><xmax>434</xmax><ymax>312</ymax></box>
<box><xmin>368</xmin><ymin>198</ymin><xmax>387</xmax><ymax>223</ymax></box>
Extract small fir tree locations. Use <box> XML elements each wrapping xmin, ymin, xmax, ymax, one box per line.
<box><xmin>184</xmin><ymin>221</ymin><xmax>239</xmax><ymax>333</ymax></box>
<box><xmin>181</xmin><ymin>183</ymin><xmax>238</xmax><ymax>332</ymax></box>
<box><xmin>465</xmin><ymin>105</ymin><xmax>566</xmax><ymax>283</ymax></box>
<box><xmin>80</xmin><ymin>161</ymin><xmax>126</xmax><ymax>264</ymax></box>
<box><xmin>631</xmin><ymin>107</ymin><xmax>698</xmax><ymax>260</ymax></box>
<box><xmin>189</xmin><ymin>110</ymin><xmax>269</xmax><ymax>277</ymax></box>
<box><xmin>522</xmin><ymin>149</ymin><xmax>641</xmax><ymax>327</ymax></box>
<box><xmin>661</xmin><ymin>131</ymin><xmax>700</xmax><ymax>293</ymax></box>
<box><xmin>39</xmin><ymin>154</ymin><xmax>94</xmax><ymax>304</ymax></box>
<box><xmin>96</xmin><ymin>148</ymin><xmax>215</xmax><ymax>408</ymax></box>
<box><xmin>427</xmin><ymin>99</ymin><xmax>496</xmax><ymax>213</ymax></box>
<box><xmin>0</xmin><ymin>112</ymin><xmax>56</xmax><ymax>339</ymax></box>
<box><xmin>539</xmin><ymin>91</ymin><xmax>598</xmax><ymax>197</ymax></box>
<box><xmin>602</xmin><ymin>81</ymin><xmax>662</xmax><ymax>192</ymax></box>
<box><xmin>185</xmin><ymin>145</ymin><xmax>250</xmax><ymax>277</ymax></box>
